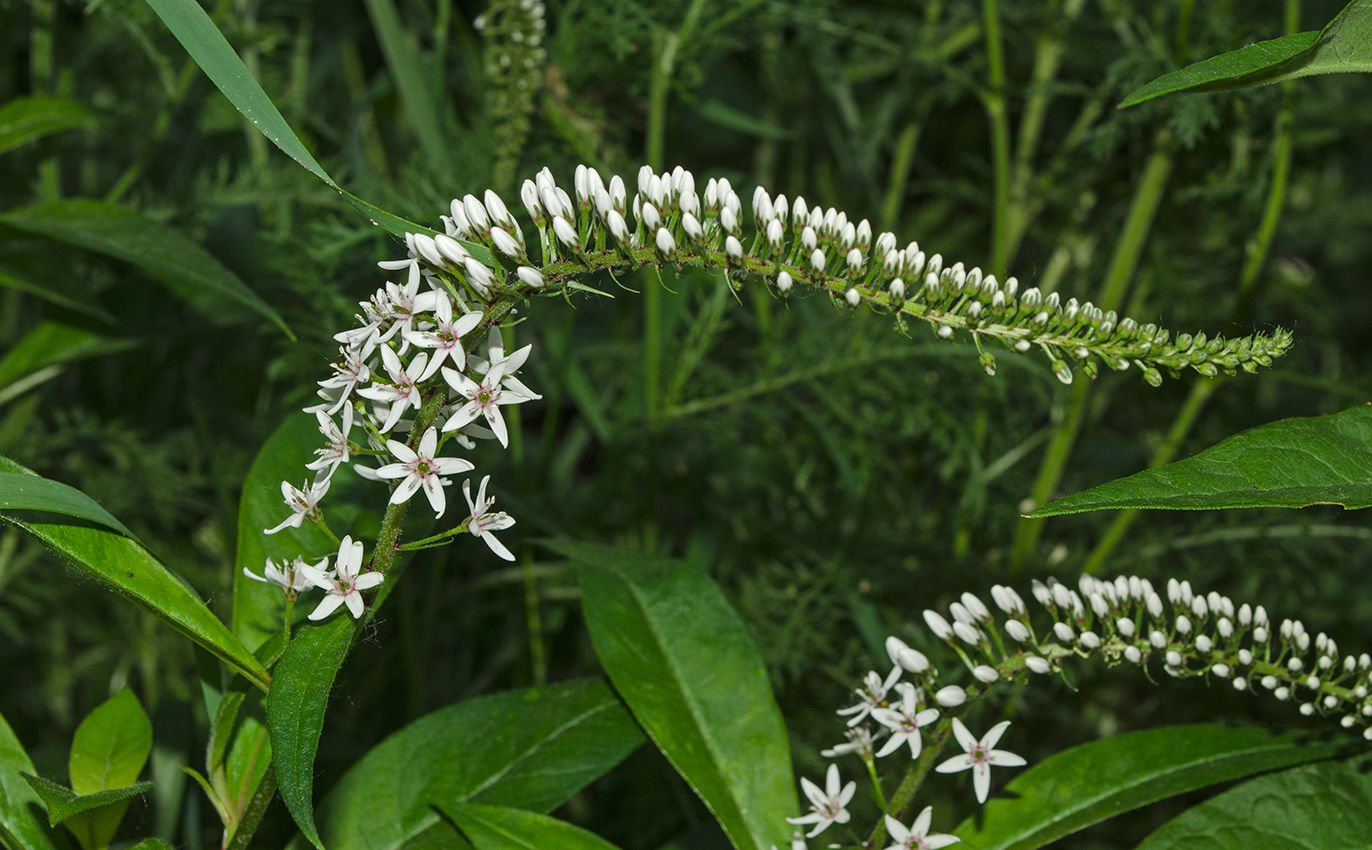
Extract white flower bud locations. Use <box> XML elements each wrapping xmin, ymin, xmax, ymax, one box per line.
<box><xmin>412</xmin><ymin>233</ymin><xmax>445</xmax><ymax>267</ymax></box>
<box><xmin>1281</xmin><ymin>619</ymin><xmax>1294</xmax><ymax>640</ymax></box>
<box><xmin>1324</xmin><ymin>695</ymin><xmax>1339</xmax><ymax>709</ymax></box>
<box><xmin>841</xmin><ymin>287</ymin><xmax>858</xmax><ymax>307</ymax></box>
<box><xmin>1005</xmin><ymin>619</ymin><xmax>1031</xmax><ymax>643</ymax></box>
<box><xmin>1080</xmin><ymin>631</ymin><xmax>1101</xmax><ymax>650</ymax></box>
<box><xmin>1297</xmin><ymin>632</ymin><xmax>1311</xmax><ymax>652</ymax></box>
<box><xmin>1212</xmin><ymin>663</ymin><xmax>1231</xmax><ymax>678</ymax></box>
<box><xmin>462</xmin><ymin>257</ymin><xmax>494</xmax><ymax>294</ymax></box>
<box><xmin>1150</xmin><ymin>630</ymin><xmax>1167</xmax><ymax>649</ymax></box>
<box><xmin>1195</xmin><ymin>635</ymin><xmax>1212</xmax><ymax>653</ymax></box>
<box><xmin>1254</xmin><ymin>627</ymin><xmax>1268</xmax><ymax>643</ymax></box>
<box><xmin>1217</xmin><ymin>618</ymin><xmax>1233</xmax><ymax>639</ymax></box>
<box><xmin>855</xmin><ymin>218</ymin><xmax>871</xmax><ymax>249</ymax></box>
<box><xmin>810</xmin><ymin>248</ymin><xmax>826</xmax><ymax>274</ymax></box>
<box><xmin>655</xmin><ymin>227</ymin><xmax>677</xmax><ymax>259</ymax></box>
<box><xmin>1361</xmin><ymin>654</ymin><xmax>1370</xmax><ymax>670</ymax></box>
<box><xmin>776</xmin><ymin>271</ymin><xmax>792</xmax><ymax>294</ymax></box>
<box><xmin>682</xmin><ymin>213</ymin><xmax>704</xmax><ymax>242</ymax></box>
<box><xmin>801</xmin><ymin>226</ymin><xmax>817</xmax><ymax>251</ymax></box>
<box><xmin>516</xmin><ymin>266</ymin><xmax>545</xmax><ymax>288</ymax></box>
<box><xmin>1053</xmin><ymin>622</ymin><xmax>1075</xmax><ymax>643</ymax></box>
<box><xmin>992</xmin><ymin>585</ymin><xmax>1026</xmax><ymax>616</ymax></box>
<box><xmin>1233</xmin><ymin>677</ymin><xmax>1247</xmax><ymax>691</ymax></box>
<box><xmin>1166</xmin><ymin>650</ymin><xmax>1182</xmax><ymax>667</ymax></box>
<box><xmin>1238</xmin><ymin>603</ymin><xmax>1252</xmax><ymax>626</ymax></box>
<box><xmin>1320</xmin><ymin>656</ymin><xmax>1333</xmax><ymax>670</ymax></box>
<box><xmin>949</xmin><ymin>602</ymin><xmax>974</xmax><ymax>625</ymax></box>
<box><xmin>463</xmin><ymin>195</ymin><xmax>490</xmax><ymax>231</ymax></box>
<box><xmin>1274</xmin><ymin>686</ymin><xmax>1290</xmax><ymax>701</ymax></box>
<box><xmin>552</xmin><ymin>216</ymin><xmax>580</xmax><ymax>249</ymax></box>
<box><xmin>888</xmin><ymin>278</ymin><xmax>906</xmax><ymax>301</ymax></box>
<box><xmin>1025</xmin><ymin>655</ymin><xmax>1051</xmax><ymax>674</ymax></box>
<box><xmin>434</xmin><ymin>234</ymin><xmax>471</xmax><ymax>267</ymax></box>
<box><xmin>1124</xmin><ymin>646</ymin><xmax>1142</xmax><ymax>664</ymax></box>
<box><xmin>953</xmin><ymin>621</ymin><xmax>982</xmax><ymax>645</ymax></box>
<box><xmin>1090</xmin><ymin>594</ymin><xmax>1109</xmax><ymax>618</ymax></box>
<box><xmin>1031</xmin><ymin>580</ymin><xmax>1053</xmax><ymax>609</ymax></box>
<box><xmin>1129</xmin><ymin>576</ymin><xmax>1145</xmax><ymax>599</ymax></box>
<box><xmin>1342</xmin><ymin>715</ymin><xmax>1357</xmax><ymax>728</ymax></box>
<box><xmin>923</xmin><ymin>610</ymin><xmax>953</xmax><ymax>640</ymax></box>
<box><xmin>484</xmin><ymin>189</ymin><xmax>512</xmax><ymax>225</ymax></box>
<box><xmin>1052</xmin><ymin>583</ymin><xmax>1073</xmax><ymax>610</ymax></box>
<box><xmin>574</xmin><ymin>164</ymin><xmax>589</xmax><ymax>203</ymax></box>
<box><xmin>766</xmin><ymin>218</ymin><xmax>784</xmax><ymax>250</ymax></box>
<box><xmin>1238</xmin><ymin>649</ymin><xmax>1253</xmax><ymax>665</ymax></box>
<box><xmin>1288</xmin><ymin>657</ymin><xmax>1304</xmax><ymax>672</ymax></box>
<box><xmin>1116</xmin><ymin>618</ymin><xmax>1136</xmax><ymax>638</ymax></box>
<box><xmin>935</xmin><ymin>686</ymin><xmax>967</xmax><ymax>707</ymax></box>
<box><xmin>1191</xmin><ymin>596</ymin><xmax>1208</xmax><ymax>620</ymax></box>
<box><xmin>1261</xmin><ymin>675</ymin><xmax>1278</xmax><ymax>689</ymax></box>
<box><xmin>1363</xmin><ymin>727</ymin><xmax>1372</xmax><ymax>741</ymax></box>
<box><xmin>491</xmin><ymin>227</ymin><xmax>522</xmax><ymax>258</ymax></box>
<box><xmin>720</xmin><ymin>206</ymin><xmax>738</xmax><ymax>235</ymax></box>
<box><xmin>520</xmin><ymin>180</ymin><xmax>544</xmax><ymax>224</ymax></box>
<box><xmin>1147</xmin><ymin>593</ymin><xmax>1164</xmax><ymax>619</ymax></box>
<box><xmin>1179</xmin><ymin>580</ymin><xmax>1194</xmax><ymax>605</ymax></box>
<box><xmin>959</xmin><ymin>593</ymin><xmax>990</xmax><ymax>622</ymax></box>
<box><xmin>972</xmin><ymin>665</ymin><xmax>1000</xmax><ymax>683</ymax></box>
<box><xmin>726</xmin><ymin>235</ymin><xmax>744</xmax><ymax>262</ymax></box>
<box><xmin>845</xmin><ymin>248</ymin><xmax>862</xmax><ymax>272</ymax></box>
<box><xmin>1175</xmin><ymin>615</ymin><xmax>1192</xmax><ymax>635</ymax></box>
<box><xmin>609</xmin><ymin>175</ymin><xmax>626</xmax><ymax>212</ymax></box>
<box><xmin>1307</xmin><ymin>675</ymin><xmax>1321</xmax><ymax>690</ymax></box>
<box><xmin>640</xmin><ymin>203</ymin><xmax>661</xmax><ymax>232</ymax></box>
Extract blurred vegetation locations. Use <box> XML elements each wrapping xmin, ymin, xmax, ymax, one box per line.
<box><xmin>2</xmin><ymin>0</ymin><xmax>1370</xmax><ymax>847</ymax></box>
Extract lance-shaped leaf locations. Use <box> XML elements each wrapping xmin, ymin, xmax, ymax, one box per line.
<box><xmin>952</xmin><ymin>724</ymin><xmax>1354</xmax><ymax>849</ymax></box>
<box><xmin>0</xmin><ymin>464</ymin><xmax>269</xmax><ymax>691</ymax></box>
<box><xmin>0</xmin><ymin>465</ymin><xmax>137</xmax><ymax>540</ymax></box>
<box><xmin>0</xmin><ymin>710</ymin><xmax>69</xmax><ymax>850</ymax></box>
<box><xmin>1120</xmin><ymin>0</ymin><xmax>1372</xmax><ymax>107</ymax></box>
<box><xmin>0</xmin><ymin>97</ymin><xmax>102</xmax><ymax>156</ymax></box>
<box><xmin>19</xmin><ymin>776</ymin><xmax>153</xmax><ymax>829</ymax></box>
<box><xmin>315</xmin><ymin>679</ymin><xmax>643</xmax><ymax>850</ymax></box>
<box><xmin>1134</xmin><ymin>757</ymin><xmax>1372</xmax><ymax>849</ymax></box>
<box><xmin>435</xmin><ymin>804</ymin><xmax>621</xmax><ymax>850</ymax></box>
<box><xmin>1031</xmin><ymin>405</ymin><xmax>1372</xmax><ymax>514</ymax></box>
<box><xmin>562</xmin><ymin>541</ymin><xmax>798</xmax><ymax>850</ymax></box>
<box><xmin>0</xmin><ymin>322</ymin><xmax>136</xmax><ymax>405</ymax></box>
<box><xmin>266</xmin><ymin>617</ymin><xmax>352</xmax><ymax>850</ymax></box>
<box><xmin>0</xmin><ymin>201</ymin><xmax>291</xmax><ymax>338</ymax></box>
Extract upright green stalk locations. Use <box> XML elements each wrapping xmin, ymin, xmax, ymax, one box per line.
<box><xmin>981</xmin><ymin>0</ymin><xmax>1012</xmax><ymax>278</ymax></box>
<box><xmin>1012</xmin><ymin>128</ymin><xmax>1175</xmax><ymax>568</ymax></box>
<box><xmin>866</xmin><ymin>718</ymin><xmax>953</xmax><ymax>848</ymax></box>
<box><xmin>31</xmin><ymin>0</ymin><xmax>60</xmax><ymax>201</ymax></box>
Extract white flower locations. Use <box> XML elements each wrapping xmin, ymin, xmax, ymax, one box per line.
<box><xmin>820</xmin><ymin>726</ymin><xmax>876</xmax><ymax>759</ymax></box>
<box><xmin>358</xmin><ymin>346</ymin><xmax>429</xmax><ymax>433</ymax></box>
<box><xmin>316</xmin><ymin>347</ymin><xmax>371</xmax><ymax>415</ymax></box>
<box><xmin>299</xmin><ymin>536</ymin><xmax>383</xmax><ymax>620</ymax></box>
<box><xmin>306</xmin><ymin>408</ymin><xmax>353</xmax><ymax>480</ymax></box>
<box><xmin>883</xmin><ymin>808</ymin><xmax>959</xmax><ymax>850</ymax></box>
<box><xmin>836</xmin><ymin>666</ymin><xmax>902</xmax><ymax>727</ymax></box>
<box><xmin>264</xmin><ymin>476</ymin><xmax>330</xmax><ymax>534</ymax></box>
<box><xmin>374</xmin><ymin>427</ymin><xmax>475</xmax><ymax>517</ymax></box>
<box><xmin>934</xmin><ymin>719</ymin><xmax>1027</xmax><ymax>803</ymax></box>
<box><xmin>243</xmin><ymin>556</ymin><xmax>319</xmax><ymax>595</ymax></box>
<box><xmin>786</xmin><ymin>764</ymin><xmax>855</xmax><ymax>838</ymax></box>
<box><xmin>404</xmin><ymin>298</ymin><xmax>484</xmax><ymax>381</ymax></box>
<box><xmin>467</xmin><ymin>329</ymin><xmax>541</xmax><ymax>401</ymax></box>
<box><xmin>440</xmin><ymin>358</ymin><xmax>535</xmax><ymax>448</ymax></box>
<box><xmin>384</xmin><ymin>262</ymin><xmax>443</xmax><ymax>336</ymax></box>
<box><xmin>871</xmin><ymin>683</ymin><xmax>940</xmax><ymax>758</ymax></box>
<box><xmin>463</xmin><ymin>476</ymin><xmax>516</xmax><ymax>561</ymax></box>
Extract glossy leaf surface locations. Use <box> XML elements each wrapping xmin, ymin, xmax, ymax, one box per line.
<box><xmin>953</xmin><ymin>724</ymin><xmax>1354</xmax><ymax>849</ymax></box>
<box><xmin>0</xmin><ymin>467</ymin><xmax>137</xmax><ymax>540</ymax></box>
<box><xmin>436</xmin><ymin>804</ymin><xmax>620</xmax><ymax>850</ymax></box>
<box><xmin>68</xmin><ymin>689</ymin><xmax>152</xmax><ymax>796</ymax></box>
<box><xmin>1031</xmin><ymin>405</ymin><xmax>1372</xmax><ymax>514</ymax></box>
<box><xmin>0</xmin><ymin>711</ymin><xmax>68</xmax><ymax>850</ymax></box>
<box><xmin>317</xmin><ymin>678</ymin><xmax>643</xmax><ymax>850</ymax></box>
<box><xmin>565</xmin><ymin>541</ymin><xmax>797</xmax><ymax>850</ymax></box>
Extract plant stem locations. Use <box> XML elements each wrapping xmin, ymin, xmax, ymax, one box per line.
<box><xmin>981</xmin><ymin>0</ymin><xmax>1011</xmax><ymax>277</ymax></box>
<box><xmin>1012</xmin><ymin>128</ymin><xmax>1175</xmax><ymax>569</ymax></box>
<box><xmin>866</xmin><ymin>718</ymin><xmax>952</xmax><ymax>848</ymax></box>
<box><xmin>523</xmin><ymin>550</ymin><xmax>546</xmax><ymax>685</ymax></box>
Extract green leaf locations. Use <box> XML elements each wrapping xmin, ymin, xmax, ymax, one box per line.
<box><xmin>206</xmin><ymin>692</ymin><xmax>245</xmax><ymax>777</ymax></box>
<box><xmin>0</xmin><ymin>262</ymin><xmax>115</xmax><ymax>323</ymax></box>
<box><xmin>562</xmin><ymin>541</ymin><xmax>798</xmax><ymax>850</ymax></box>
<box><xmin>1120</xmin><ymin>0</ymin><xmax>1372</xmax><ymax>107</ymax></box>
<box><xmin>1030</xmin><ymin>404</ymin><xmax>1372</xmax><ymax>515</ymax></box>
<box><xmin>435</xmin><ymin>804</ymin><xmax>621</xmax><ymax>850</ymax></box>
<box><xmin>126</xmin><ymin>840</ymin><xmax>176</xmax><ymax>850</ymax></box>
<box><xmin>0</xmin><ymin>468</ymin><xmax>138</xmax><ymax>541</ymax></box>
<box><xmin>0</xmin><ymin>711</ymin><xmax>69</xmax><ymax>850</ymax></box>
<box><xmin>0</xmin><ymin>97</ymin><xmax>102</xmax><ymax>156</ymax></box>
<box><xmin>18</xmin><ymin>775</ymin><xmax>152</xmax><ymax>829</ymax></box>
<box><xmin>0</xmin><ymin>323</ymin><xmax>135</xmax><ymax>403</ymax></box>
<box><xmin>69</xmin><ymin>690</ymin><xmax>152</xmax><ymax>795</ymax></box>
<box><xmin>316</xmin><ymin>678</ymin><xmax>643</xmax><ymax>850</ymax></box>
<box><xmin>140</xmin><ymin>0</ymin><xmax>488</xmax><ymax>259</ymax></box>
<box><xmin>361</xmin><ymin>0</ymin><xmax>448</xmax><ymax>170</ymax></box>
<box><xmin>0</xmin><ymin>507</ymin><xmax>269</xmax><ymax>691</ymax></box>
<box><xmin>265</xmin><ymin>617</ymin><xmax>352</xmax><ymax>850</ymax></box>
<box><xmin>0</xmin><ymin>201</ymin><xmax>291</xmax><ymax>339</ymax></box>
<box><xmin>953</xmin><ymin>725</ymin><xmax>1355</xmax><ymax>849</ymax></box>
<box><xmin>1133</xmin><ymin>757</ymin><xmax>1372</xmax><ymax>849</ymax></box>
<box><xmin>223</xmin><ymin>715</ymin><xmax>272</xmax><ymax>819</ymax></box>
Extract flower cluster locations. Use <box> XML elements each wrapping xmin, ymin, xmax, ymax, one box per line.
<box><xmin>475</xmin><ymin>0</ymin><xmax>546</xmax><ymax>191</ymax></box>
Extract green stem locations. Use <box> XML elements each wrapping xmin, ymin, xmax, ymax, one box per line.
<box><xmin>880</xmin><ymin>120</ymin><xmax>922</xmax><ymax>230</ymax></box>
<box><xmin>1012</xmin><ymin>128</ymin><xmax>1175</xmax><ymax>569</ymax></box>
<box><xmin>867</xmin><ymin>718</ymin><xmax>953</xmax><ymax>848</ymax></box>
<box><xmin>522</xmin><ymin>550</ymin><xmax>546</xmax><ymax>686</ymax></box>
<box><xmin>981</xmin><ymin>0</ymin><xmax>1011</xmax><ymax>277</ymax></box>
<box><xmin>282</xmin><ymin>594</ymin><xmax>295</xmax><ymax>648</ymax></box>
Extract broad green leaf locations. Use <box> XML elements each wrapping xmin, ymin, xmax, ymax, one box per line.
<box><xmin>953</xmin><ymin>725</ymin><xmax>1354</xmax><ymax>849</ymax></box>
<box><xmin>316</xmin><ymin>678</ymin><xmax>644</xmax><ymax>850</ymax></box>
<box><xmin>0</xmin><ymin>97</ymin><xmax>101</xmax><ymax>156</ymax></box>
<box><xmin>563</xmin><ymin>541</ymin><xmax>798</xmax><ymax>850</ymax></box>
<box><xmin>1031</xmin><ymin>405</ymin><xmax>1372</xmax><ymax>515</ymax></box>
<box><xmin>435</xmin><ymin>804</ymin><xmax>620</xmax><ymax>850</ymax></box>
<box><xmin>265</xmin><ymin>617</ymin><xmax>352</xmax><ymax>850</ymax></box>
<box><xmin>69</xmin><ymin>690</ymin><xmax>152</xmax><ymax>795</ymax></box>
<box><xmin>0</xmin><ymin>467</ymin><xmax>138</xmax><ymax>541</ymax></box>
<box><xmin>224</xmin><ymin>715</ymin><xmax>271</xmax><ymax>822</ymax></box>
<box><xmin>18</xmin><ymin>775</ymin><xmax>152</xmax><ymax>828</ymax></box>
<box><xmin>1120</xmin><ymin>0</ymin><xmax>1372</xmax><ymax>107</ymax></box>
<box><xmin>1134</xmin><ymin>757</ymin><xmax>1372</xmax><ymax>849</ymax></box>
<box><xmin>0</xmin><ymin>711</ymin><xmax>69</xmax><ymax>850</ymax></box>
<box><xmin>0</xmin><ymin>323</ymin><xmax>135</xmax><ymax>402</ymax></box>
<box><xmin>141</xmin><ymin>0</ymin><xmax>488</xmax><ymax>259</ymax></box>
<box><xmin>0</xmin><ymin>201</ymin><xmax>291</xmax><ymax>339</ymax></box>
<box><xmin>0</xmin><ymin>510</ymin><xmax>269</xmax><ymax>691</ymax></box>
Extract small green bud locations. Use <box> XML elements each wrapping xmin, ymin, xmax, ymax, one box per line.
<box><xmin>1142</xmin><ymin>367</ymin><xmax>1163</xmax><ymax>387</ymax></box>
<box><xmin>1052</xmin><ymin>359</ymin><xmax>1073</xmax><ymax>385</ymax></box>
<box><xmin>1196</xmin><ymin>362</ymin><xmax>1219</xmax><ymax>377</ymax></box>
<box><xmin>979</xmin><ymin>351</ymin><xmax>997</xmax><ymax>376</ymax></box>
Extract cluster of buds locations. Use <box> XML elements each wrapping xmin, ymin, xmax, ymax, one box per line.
<box><xmin>475</xmin><ymin>0</ymin><xmax>546</xmax><ymax>190</ymax></box>
<box><xmin>395</xmin><ymin>163</ymin><xmax>1291</xmax><ymax>387</ymax></box>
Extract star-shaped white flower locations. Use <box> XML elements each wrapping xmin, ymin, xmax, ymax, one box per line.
<box><xmin>468</xmin><ymin>329</ymin><xmax>542</xmax><ymax>401</ymax></box>
<box><xmin>374</xmin><ymin>427</ymin><xmax>474</xmax><ymax>517</ymax></box>
<box><xmin>306</xmin><ymin>408</ymin><xmax>353</xmax><ymax>480</ymax></box>
<box><xmin>882</xmin><ymin>808</ymin><xmax>959</xmax><ymax>850</ymax></box>
<box><xmin>836</xmin><ymin>666</ymin><xmax>902</xmax><ymax>727</ymax></box>
<box><xmin>871</xmin><ymin>683</ymin><xmax>940</xmax><ymax>758</ymax></box>
<box><xmin>821</xmin><ymin>725</ymin><xmax>876</xmax><ymax>760</ymax></box>
<box><xmin>383</xmin><ymin>262</ymin><xmax>443</xmax><ymax>338</ymax></box>
<box><xmin>263</xmin><ymin>476</ymin><xmax>330</xmax><ymax>534</ymax></box>
<box><xmin>934</xmin><ymin>719</ymin><xmax>1027</xmax><ymax>803</ymax></box>
<box><xmin>405</xmin><ymin>299</ymin><xmax>484</xmax><ymax>381</ymax></box>
<box><xmin>316</xmin><ymin>347</ymin><xmax>372</xmax><ymax>415</ymax></box>
<box><xmin>463</xmin><ymin>476</ymin><xmax>516</xmax><ymax>561</ymax></box>
<box><xmin>786</xmin><ymin>764</ymin><xmax>855</xmax><ymax>838</ymax></box>
<box><xmin>243</xmin><ymin>555</ymin><xmax>320</xmax><ymax>596</ymax></box>
<box><xmin>299</xmin><ymin>536</ymin><xmax>383</xmax><ymax>620</ymax></box>
<box><xmin>440</xmin><ymin>360</ymin><xmax>534</xmax><ymax>448</ymax></box>
<box><xmin>358</xmin><ymin>346</ymin><xmax>429</xmax><ymax>433</ymax></box>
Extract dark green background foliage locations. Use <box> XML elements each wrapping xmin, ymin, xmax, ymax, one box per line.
<box><xmin>2</xmin><ymin>0</ymin><xmax>1370</xmax><ymax>847</ymax></box>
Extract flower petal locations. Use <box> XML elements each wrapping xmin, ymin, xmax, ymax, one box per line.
<box><xmin>308</xmin><ymin>594</ymin><xmax>345</xmax><ymax>621</ymax></box>
<box><xmin>952</xmin><ymin>717</ymin><xmax>977</xmax><ymax>752</ymax></box>
<box><xmin>344</xmin><ymin>591</ymin><xmax>365</xmax><ymax>619</ymax></box>
<box><xmin>481</xmin><ymin>530</ymin><xmax>516</xmax><ymax>562</ymax></box>
<box><xmin>973</xmin><ymin>763</ymin><xmax>991</xmax><ymax>803</ymax></box>
<box><xmin>981</xmin><ymin>720</ymin><xmax>1013</xmax><ymax>751</ymax></box>
<box><xmin>987</xmin><ymin>750</ymin><xmax>1027</xmax><ymax>768</ymax></box>
<box><xmin>935</xmin><ymin>754</ymin><xmax>974</xmax><ymax>774</ymax></box>
<box><xmin>390</xmin><ymin>473</ymin><xmax>422</xmax><ymax>505</ymax></box>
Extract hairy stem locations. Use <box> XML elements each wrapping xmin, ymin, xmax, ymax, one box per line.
<box><xmin>867</xmin><ymin>718</ymin><xmax>953</xmax><ymax>848</ymax></box>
